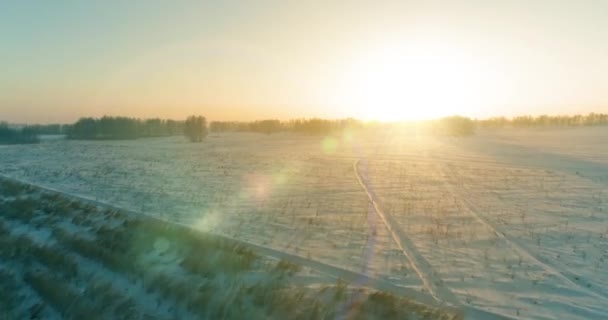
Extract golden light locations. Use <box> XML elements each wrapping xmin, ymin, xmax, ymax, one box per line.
<box><xmin>333</xmin><ymin>41</ymin><xmax>490</xmax><ymax>121</ymax></box>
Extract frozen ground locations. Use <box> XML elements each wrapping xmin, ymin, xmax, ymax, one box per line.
<box><xmin>0</xmin><ymin>127</ymin><xmax>606</xmax><ymax>319</ymax></box>
<box><xmin>0</xmin><ymin>178</ymin><xmax>459</xmax><ymax>319</ymax></box>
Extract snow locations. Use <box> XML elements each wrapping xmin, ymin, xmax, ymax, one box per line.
<box><xmin>4</xmin><ymin>183</ymin><xmax>455</xmax><ymax>319</ymax></box>
<box><xmin>0</xmin><ymin>128</ymin><xmax>607</xmax><ymax>319</ymax></box>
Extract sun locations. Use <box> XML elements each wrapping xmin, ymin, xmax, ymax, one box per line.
<box><xmin>333</xmin><ymin>42</ymin><xmax>488</xmax><ymax>121</ymax></box>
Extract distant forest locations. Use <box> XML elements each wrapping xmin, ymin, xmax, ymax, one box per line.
<box><xmin>0</xmin><ymin>122</ymin><xmax>39</xmax><ymax>144</ymax></box>
<box><xmin>66</xmin><ymin>117</ymin><xmax>185</xmax><ymax>140</ymax></box>
<box><xmin>66</xmin><ymin>117</ymin><xmax>366</xmax><ymax>138</ymax></box>
<box><xmin>212</xmin><ymin>113</ymin><xmax>608</xmax><ymax>133</ymax></box>
<box><xmin>210</xmin><ymin>118</ymin><xmax>365</xmax><ymax>135</ymax></box>
<box><xmin>478</xmin><ymin>113</ymin><xmax>608</xmax><ymax>128</ymax></box>
<box><xmin>2</xmin><ymin>112</ymin><xmax>607</xmax><ymax>144</ymax></box>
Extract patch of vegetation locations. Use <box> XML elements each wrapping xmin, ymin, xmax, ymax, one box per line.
<box><xmin>0</xmin><ymin>197</ymin><xmax>39</xmax><ymax>222</ymax></box>
<box><xmin>478</xmin><ymin>112</ymin><xmax>608</xmax><ymax>128</ymax></box>
<box><xmin>0</xmin><ymin>122</ymin><xmax>39</xmax><ymax>144</ymax></box>
<box><xmin>0</xmin><ymin>268</ymin><xmax>25</xmax><ymax>318</ymax></box>
<box><xmin>29</xmin><ymin>244</ymin><xmax>79</xmax><ymax>278</ymax></box>
<box><xmin>180</xmin><ymin>247</ymin><xmax>256</xmax><ymax>276</ymax></box>
<box><xmin>184</xmin><ymin>115</ymin><xmax>208</xmax><ymax>142</ymax></box>
<box><xmin>54</xmin><ymin>228</ymin><xmax>134</xmax><ymax>274</ymax></box>
<box><xmin>0</xmin><ymin>179</ymin><xmax>29</xmax><ymax>197</ymax></box>
<box><xmin>22</xmin><ymin>123</ymin><xmax>66</xmax><ymax>135</ymax></box>
<box><xmin>274</xmin><ymin>258</ymin><xmax>302</xmax><ymax>275</ymax></box>
<box><xmin>210</xmin><ymin>118</ymin><xmax>365</xmax><ymax>135</ymax></box>
<box><xmin>24</xmin><ymin>271</ymin><xmax>99</xmax><ymax>319</ymax></box>
<box><xmin>0</xmin><ymin>234</ymin><xmax>36</xmax><ymax>259</ymax></box>
<box><xmin>66</xmin><ymin>116</ymin><xmax>185</xmax><ymax>140</ymax></box>
<box><xmin>433</xmin><ymin>116</ymin><xmax>476</xmax><ymax>136</ymax></box>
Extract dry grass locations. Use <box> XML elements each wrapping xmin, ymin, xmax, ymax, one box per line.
<box><xmin>0</xmin><ymin>197</ymin><xmax>38</xmax><ymax>222</ymax></box>
<box><xmin>0</xmin><ymin>179</ymin><xmax>29</xmax><ymax>197</ymax></box>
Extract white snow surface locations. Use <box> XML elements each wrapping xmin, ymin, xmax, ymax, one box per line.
<box><xmin>1</xmin><ymin>128</ymin><xmax>607</xmax><ymax>319</ymax></box>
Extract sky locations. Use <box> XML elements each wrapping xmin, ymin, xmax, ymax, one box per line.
<box><xmin>1</xmin><ymin>0</ymin><xmax>608</xmax><ymax>123</ymax></box>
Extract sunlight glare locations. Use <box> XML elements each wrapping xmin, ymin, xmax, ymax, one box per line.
<box><xmin>335</xmin><ymin>42</ymin><xmax>488</xmax><ymax>121</ymax></box>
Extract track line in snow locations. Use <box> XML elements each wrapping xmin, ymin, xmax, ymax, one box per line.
<box><xmin>352</xmin><ymin>160</ymin><xmax>458</xmax><ymax>306</ymax></box>
<box><xmin>438</xmin><ymin>163</ymin><xmax>608</xmax><ymax>304</ymax></box>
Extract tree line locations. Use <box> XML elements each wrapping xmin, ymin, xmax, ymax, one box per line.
<box><xmin>23</xmin><ymin>124</ymin><xmax>66</xmax><ymax>135</ymax></box>
<box><xmin>66</xmin><ymin>117</ymin><xmax>191</xmax><ymax>140</ymax></box>
<box><xmin>1</xmin><ymin>116</ymin><xmax>208</xmax><ymax>143</ymax></box>
<box><xmin>433</xmin><ymin>113</ymin><xmax>608</xmax><ymax>136</ymax></box>
<box><xmin>210</xmin><ymin>117</ymin><xmax>476</xmax><ymax>136</ymax></box>
<box><xmin>0</xmin><ymin>122</ymin><xmax>39</xmax><ymax>144</ymax></box>
<box><xmin>477</xmin><ymin>113</ymin><xmax>608</xmax><ymax>128</ymax></box>
<box><xmin>433</xmin><ymin>116</ymin><xmax>476</xmax><ymax>136</ymax></box>
<box><xmin>209</xmin><ymin>118</ymin><xmax>365</xmax><ymax>135</ymax></box>
<box><xmin>3</xmin><ymin>112</ymin><xmax>608</xmax><ymax>144</ymax></box>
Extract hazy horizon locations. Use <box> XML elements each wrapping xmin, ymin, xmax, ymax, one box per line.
<box><xmin>2</xmin><ymin>1</ymin><xmax>608</xmax><ymax>123</ymax></box>
<box><xmin>5</xmin><ymin>111</ymin><xmax>608</xmax><ymax>126</ymax></box>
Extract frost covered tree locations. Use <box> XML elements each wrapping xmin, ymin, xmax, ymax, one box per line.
<box><xmin>184</xmin><ymin>115</ymin><xmax>208</xmax><ymax>142</ymax></box>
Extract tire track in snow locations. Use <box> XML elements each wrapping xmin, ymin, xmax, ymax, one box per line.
<box><xmin>437</xmin><ymin>163</ymin><xmax>608</xmax><ymax>304</ymax></box>
<box><xmin>352</xmin><ymin>160</ymin><xmax>459</xmax><ymax>306</ymax></box>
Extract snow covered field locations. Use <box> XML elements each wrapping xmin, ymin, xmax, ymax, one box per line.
<box><xmin>0</xmin><ymin>178</ymin><xmax>458</xmax><ymax>319</ymax></box>
<box><xmin>1</xmin><ymin>127</ymin><xmax>607</xmax><ymax>319</ymax></box>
